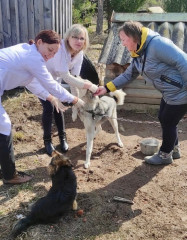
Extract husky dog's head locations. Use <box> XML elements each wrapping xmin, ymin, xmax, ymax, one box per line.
<box><xmin>48</xmin><ymin>151</ymin><xmax>72</xmax><ymax>176</ymax></box>
<box><xmin>82</xmin><ymin>89</ymin><xmax>99</xmax><ymax>102</ymax></box>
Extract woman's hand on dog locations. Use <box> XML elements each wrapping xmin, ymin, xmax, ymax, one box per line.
<box><xmin>72</xmin><ymin>97</ymin><xmax>85</xmax><ymax>108</ymax></box>
<box><xmin>75</xmin><ymin>98</ymin><xmax>85</xmax><ymax>108</ymax></box>
<box><xmin>48</xmin><ymin>95</ymin><xmax>69</xmax><ymax>113</ymax></box>
<box><xmin>94</xmin><ymin>86</ymin><xmax>107</xmax><ymax>96</ymax></box>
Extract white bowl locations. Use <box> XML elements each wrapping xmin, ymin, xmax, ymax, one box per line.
<box><xmin>140</xmin><ymin>138</ymin><xmax>159</xmax><ymax>156</ymax></box>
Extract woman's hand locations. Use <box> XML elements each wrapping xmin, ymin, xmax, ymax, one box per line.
<box><xmin>72</xmin><ymin>96</ymin><xmax>85</xmax><ymax>108</ymax></box>
<box><xmin>94</xmin><ymin>86</ymin><xmax>107</xmax><ymax>96</ymax></box>
<box><xmin>47</xmin><ymin>95</ymin><xmax>68</xmax><ymax>112</ymax></box>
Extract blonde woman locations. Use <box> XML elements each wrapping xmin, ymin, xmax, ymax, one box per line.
<box><xmin>39</xmin><ymin>24</ymin><xmax>98</xmax><ymax>155</ymax></box>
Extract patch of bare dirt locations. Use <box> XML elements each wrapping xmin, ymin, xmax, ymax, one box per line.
<box><xmin>0</xmin><ymin>88</ymin><xmax>187</xmax><ymax>240</ymax></box>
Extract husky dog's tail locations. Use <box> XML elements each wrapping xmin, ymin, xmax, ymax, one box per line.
<box><xmin>109</xmin><ymin>90</ymin><xmax>126</xmax><ymax>105</ymax></box>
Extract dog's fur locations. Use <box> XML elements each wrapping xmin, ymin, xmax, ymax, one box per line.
<box><xmin>11</xmin><ymin>151</ymin><xmax>77</xmax><ymax>238</ymax></box>
<box><xmin>73</xmin><ymin>89</ymin><xmax>126</xmax><ymax>168</ymax></box>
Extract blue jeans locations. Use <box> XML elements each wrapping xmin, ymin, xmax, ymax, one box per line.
<box><xmin>159</xmin><ymin>98</ymin><xmax>187</xmax><ymax>153</ymax></box>
<box><xmin>39</xmin><ymin>99</ymin><xmax>65</xmax><ymax>140</ymax></box>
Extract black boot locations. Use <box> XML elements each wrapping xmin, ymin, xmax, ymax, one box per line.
<box><xmin>59</xmin><ymin>133</ymin><xmax>69</xmax><ymax>153</ymax></box>
<box><xmin>44</xmin><ymin>138</ymin><xmax>55</xmax><ymax>156</ymax></box>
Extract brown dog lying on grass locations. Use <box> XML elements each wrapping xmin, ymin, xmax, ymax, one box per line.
<box><xmin>11</xmin><ymin>151</ymin><xmax>77</xmax><ymax>238</ymax></box>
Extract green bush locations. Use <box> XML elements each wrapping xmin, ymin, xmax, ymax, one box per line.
<box><xmin>110</xmin><ymin>0</ymin><xmax>147</xmax><ymax>13</ymax></box>
<box><xmin>73</xmin><ymin>0</ymin><xmax>97</xmax><ymax>26</ymax></box>
<box><xmin>164</xmin><ymin>0</ymin><xmax>187</xmax><ymax>12</ymax></box>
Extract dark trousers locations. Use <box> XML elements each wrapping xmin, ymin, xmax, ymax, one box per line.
<box><xmin>39</xmin><ymin>99</ymin><xmax>65</xmax><ymax>140</ymax></box>
<box><xmin>0</xmin><ymin>132</ymin><xmax>16</xmax><ymax>180</ymax></box>
<box><xmin>159</xmin><ymin>98</ymin><xmax>187</xmax><ymax>153</ymax></box>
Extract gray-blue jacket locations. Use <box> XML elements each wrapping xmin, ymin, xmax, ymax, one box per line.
<box><xmin>111</xmin><ymin>29</ymin><xmax>187</xmax><ymax>105</ymax></box>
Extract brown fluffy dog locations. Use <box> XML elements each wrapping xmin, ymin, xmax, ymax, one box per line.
<box><xmin>11</xmin><ymin>151</ymin><xmax>77</xmax><ymax>238</ymax></box>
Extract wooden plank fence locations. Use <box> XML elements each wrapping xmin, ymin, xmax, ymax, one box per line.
<box><xmin>0</xmin><ymin>0</ymin><xmax>72</xmax><ymax>48</ymax></box>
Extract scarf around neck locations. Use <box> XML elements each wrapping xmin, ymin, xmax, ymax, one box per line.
<box><xmin>130</xmin><ymin>27</ymin><xmax>149</xmax><ymax>58</ymax></box>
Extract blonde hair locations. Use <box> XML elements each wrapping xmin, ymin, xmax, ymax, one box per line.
<box><xmin>64</xmin><ymin>24</ymin><xmax>89</xmax><ymax>53</ymax></box>
<box><xmin>118</xmin><ymin>21</ymin><xmax>143</xmax><ymax>44</ymax></box>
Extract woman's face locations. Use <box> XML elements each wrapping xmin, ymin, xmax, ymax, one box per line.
<box><xmin>119</xmin><ymin>31</ymin><xmax>137</xmax><ymax>52</ymax></box>
<box><xmin>36</xmin><ymin>39</ymin><xmax>60</xmax><ymax>61</ymax></box>
<box><xmin>68</xmin><ymin>31</ymin><xmax>85</xmax><ymax>52</ymax></box>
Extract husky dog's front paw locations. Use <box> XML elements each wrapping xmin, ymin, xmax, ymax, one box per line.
<box><xmin>84</xmin><ymin>162</ymin><xmax>90</xmax><ymax>169</ymax></box>
<box><xmin>118</xmin><ymin>141</ymin><xmax>124</xmax><ymax>148</ymax></box>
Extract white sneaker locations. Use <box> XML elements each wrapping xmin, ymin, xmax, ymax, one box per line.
<box><xmin>144</xmin><ymin>151</ymin><xmax>173</xmax><ymax>165</ymax></box>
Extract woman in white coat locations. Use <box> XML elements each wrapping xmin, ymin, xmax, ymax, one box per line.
<box><xmin>0</xmin><ymin>30</ymin><xmax>84</xmax><ymax>185</ymax></box>
<box><xmin>39</xmin><ymin>24</ymin><xmax>98</xmax><ymax>155</ymax></box>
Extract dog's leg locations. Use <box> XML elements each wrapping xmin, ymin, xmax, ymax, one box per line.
<box><xmin>108</xmin><ymin>113</ymin><xmax>123</xmax><ymax>148</ymax></box>
<box><xmin>84</xmin><ymin>125</ymin><xmax>95</xmax><ymax>168</ymax></box>
<box><xmin>72</xmin><ymin>200</ymin><xmax>78</xmax><ymax>210</ymax></box>
<box><xmin>94</xmin><ymin>124</ymin><xmax>102</xmax><ymax>137</ymax></box>
<box><xmin>72</xmin><ymin>106</ymin><xmax>78</xmax><ymax>122</ymax></box>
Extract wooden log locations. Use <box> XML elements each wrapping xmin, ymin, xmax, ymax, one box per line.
<box><xmin>125</xmin><ymin>96</ymin><xmax>161</xmax><ymax>105</ymax></box>
<box><xmin>69</xmin><ymin>0</ymin><xmax>72</xmax><ymax>28</ymax></box>
<box><xmin>124</xmin><ymin>88</ymin><xmax>162</xmax><ymax>99</ymax></box>
<box><xmin>27</xmin><ymin>0</ymin><xmax>35</xmax><ymax>40</ymax></box>
<box><xmin>51</xmin><ymin>0</ymin><xmax>55</xmax><ymax>30</ymax></box>
<box><xmin>1</xmin><ymin>0</ymin><xmax>11</xmax><ymax>46</ymax></box>
<box><xmin>10</xmin><ymin>0</ymin><xmax>20</xmax><ymax>45</ymax></box>
<box><xmin>59</xmin><ymin>0</ymin><xmax>63</xmax><ymax>36</ymax></box>
<box><xmin>64</xmin><ymin>0</ymin><xmax>72</xmax><ymax>35</ymax></box>
<box><xmin>61</xmin><ymin>0</ymin><xmax>65</xmax><ymax>35</ymax></box>
<box><xmin>43</xmin><ymin>0</ymin><xmax>52</xmax><ymax>30</ymax></box>
<box><xmin>111</xmin><ymin>12</ymin><xmax>187</xmax><ymax>23</ymax></box>
<box><xmin>55</xmin><ymin>0</ymin><xmax>59</xmax><ymax>33</ymax></box>
<box><xmin>34</xmin><ymin>0</ymin><xmax>44</xmax><ymax>35</ymax></box>
<box><xmin>124</xmin><ymin>78</ymin><xmax>155</xmax><ymax>90</ymax></box>
<box><xmin>0</xmin><ymin>1</ymin><xmax>4</xmax><ymax>48</ymax></box>
<box><xmin>64</xmin><ymin>0</ymin><xmax>68</xmax><ymax>33</ymax></box>
<box><xmin>118</xmin><ymin>103</ymin><xmax>160</xmax><ymax>111</ymax></box>
<box><xmin>18</xmin><ymin>0</ymin><xmax>28</xmax><ymax>42</ymax></box>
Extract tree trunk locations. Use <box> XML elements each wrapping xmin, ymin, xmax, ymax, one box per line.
<box><xmin>96</xmin><ymin>0</ymin><xmax>104</xmax><ymax>35</ymax></box>
<box><xmin>106</xmin><ymin>0</ymin><xmax>112</xmax><ymax>31</ymax></box>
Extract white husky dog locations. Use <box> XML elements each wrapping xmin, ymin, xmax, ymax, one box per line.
<box><xmin>72</xmin><ymin>89</ymin><xmax>126</xmax><ymax>168</ymax></box>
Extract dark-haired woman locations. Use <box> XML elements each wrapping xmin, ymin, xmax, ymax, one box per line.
<box><xmin>0</xmin><ymin>30</ymin><xmax>84</xmax><ymax>185</ymax></box>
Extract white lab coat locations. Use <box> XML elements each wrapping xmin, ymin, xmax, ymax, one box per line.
<box><xmin>46</xmin><ymin>39</ymin><xmax>83</xmax><ymax>81</ymax></box>
<box><xmin>0</xmin><ymin>43</ymin><xmax>75</xmax><ymax>135</ymax></box>
<box><xmin>45</xmin><ymin>39</ymin><xmax>85</xmax><ymax>97</ymax></box>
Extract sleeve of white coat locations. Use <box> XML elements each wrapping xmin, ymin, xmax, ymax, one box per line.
<box><xmin>26</xmin><ymin>57</ymin><xmax>75</xmax><ymax>103</ymax></box>
<box><xmin>57</xmin><ymin>72</ymin><xmax>85</xmax><ymax>88</ymax></box>
<box><xmin>26</xmin><ymin>78</ymin><xmax>50</xmax><ymax>100</ymax></box>
<box><xmin>70</xmin><ymin>85</ymin><xmax>79</xmax><ymax>97</ymax></box>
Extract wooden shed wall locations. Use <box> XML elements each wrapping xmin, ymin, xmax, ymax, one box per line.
<box><xmin>0</xmin><ymin>0</ymin><xmax>72</xmax><ymax>48</ymax></box>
